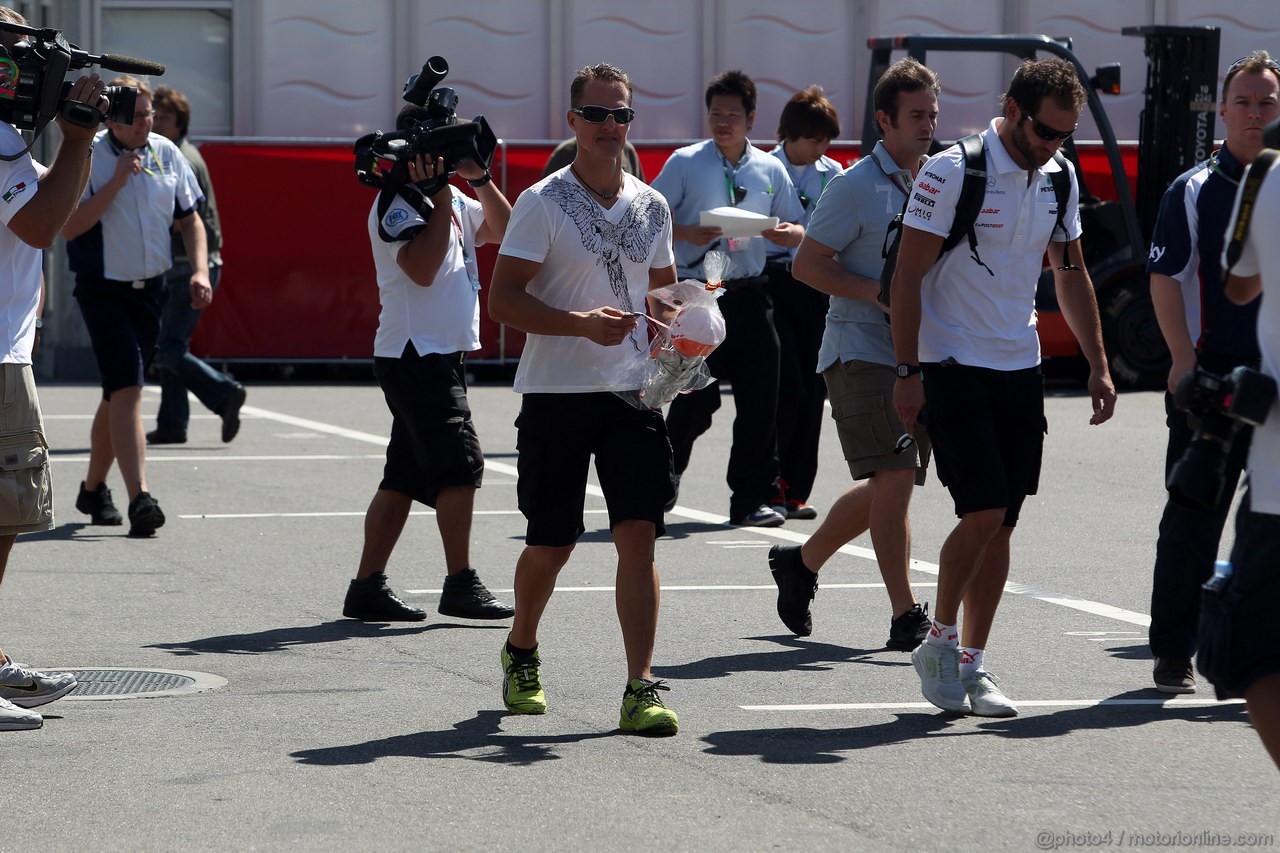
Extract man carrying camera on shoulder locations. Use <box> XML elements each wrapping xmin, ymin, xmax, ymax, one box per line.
<box><xmin>1146</xmin><ymin>51</ymin><xmax>1280</xmax><ymax>694</ymax></box>
<box><xmin>0</xmin><ymin>5</ymin><xmax>111</xmax><ymax>729</ymax></box>
<box><xmin>342</xmin><ymin>102</ymin><xmax>514</xmax><ymax>625</ymax></box>
<box><xmin>1218</xmin><ymin>116</ymin><xmax>1280</xmax><ymax>770</ymax></box>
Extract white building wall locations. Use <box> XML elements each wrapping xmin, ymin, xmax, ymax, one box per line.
<box><xmin>61</xmin><ymin>0</ymin><xmax>1280</xmax><ymax>143</ymax></box>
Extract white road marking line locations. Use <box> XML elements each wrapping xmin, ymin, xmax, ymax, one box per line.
<box><xmin>179</xmin><ymin>509</ymin><xmax>606</xmax><ymax>519</ymax></box>
<box><xmin>741</xmin><ymin>699</ymin><xmax>1245</xmax><ymax>711</ymax></box>
<box><xmin>403</xmin><ymin>582</ymin><xmax>940</xmax><ymax>594</ymax></box>
<box><xmin>54</xmin><ymin>454</ymin><xmax>388</xmax><ymax>463</ymax></box>
<box><xmin>221</xmin><ymin>400</ymin><xmax>1158</xmax><ymax>630</ymax></box>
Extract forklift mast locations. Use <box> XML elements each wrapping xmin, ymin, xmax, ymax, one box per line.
<box><xmin>1122</xmin><ymin>26</ymin><xmax>1221</xmax><ymax>246</ymax></box>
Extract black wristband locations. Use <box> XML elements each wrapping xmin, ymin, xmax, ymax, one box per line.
<box><xmin>467</xmin><ymin>172</ymin><xmax>492</xmax><ymax>188</ymax></box>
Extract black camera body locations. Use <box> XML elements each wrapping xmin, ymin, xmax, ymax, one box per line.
<box><xmin>0</xmin><ymin>20</ymin><xmax>164</xmax><ymax>158</ymax></box>
<box><xmin>353</xmin><ymin>56</ymin><xmax>497</xmax><ymax>195</ymax></box>
<box><xmin>1167</xmin><ymin>365</ymin><xmax>1278</xmax><ymax>508</ymax></box>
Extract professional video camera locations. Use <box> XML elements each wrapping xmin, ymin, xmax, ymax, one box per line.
<box><xmin>353</xmin><ymin>56</ymin><xmax>497</xmax><ymax>199</ymax></box>
<box><xmin>1166</xmin><ymin>365</ymin><xmax>1278</xmax><ymax>509</ymax></box>
<box><xmin>0</xmin><ymin>18</ymin><xmax>165</xmax><ymax>160</ymax></box>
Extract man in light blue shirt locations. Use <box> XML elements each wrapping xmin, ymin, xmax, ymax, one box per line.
<box><xmin>652</xmin><ymin>70</ymin><xmax>805</xmax><ymax>526</ymax></box>
<box><xmin>769</xmin><ymin>59</ymin><xmax>939</xmax><ymax>650</ymax></box>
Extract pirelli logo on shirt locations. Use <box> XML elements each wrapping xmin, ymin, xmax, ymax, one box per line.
<box><xmin>2</xmin><ymin>181</ymin><xmax>27</xmax><ymax>203</ymax></box>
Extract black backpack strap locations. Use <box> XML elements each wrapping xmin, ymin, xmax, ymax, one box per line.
<box><xmin>1049</xmin><ymin>151</ymin><xmax>1080</xmax><ymax>271</ymax></box>
<box><xmin>941</xmin><ymin>133</ymin><xmax>993</xmax><ymax>277</ymax></box>
<box><xmin>877</xmin><ymin>192</ymin><xmax>912</xmax><ymax>318</ymax></box>
<box><xmin>1224</xmin><ymin>148</ymin><xmax>1278</xmax><ymax>278</ymax></box>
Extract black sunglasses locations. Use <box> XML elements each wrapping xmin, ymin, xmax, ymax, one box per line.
<box><xmin>572</xmin><ymin>105</ymin><xmax>635</xmax><ymax>125</ymax></box>
<box><xmin>797</xmin><ymin>190</ymin><xmax>813</xmax><ymax>210</ymax></box>
<box><xmin>1227</xmin><ymin>55</ymin><xmax>1280</xmax><ymax>76</ymax></box>
<box><xmin>1019</xmin><ymin>104</ymin><xmax>1075</xmax><ymax>142</ymax></box>
<box><xmin>732</xmin><ymin>184</ymin><xmax>748</xmax><ymax>204</ymax></box>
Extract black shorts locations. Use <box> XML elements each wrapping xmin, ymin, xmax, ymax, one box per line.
<box><xmin>74</xmin><ymin>275</ymin><xmax>164</xmax><ymax>396</ymax></box>
<box><xmin>1215</xmin><ymin>491</ymin><xmax>1280</xmax><ymax>697</ymax></box>
<box><xmin>373</xmin><ymin>345</ymin><xmax>483</xmax><ymax>507</ymax></box>
<box><xmin>921</xmin><ymin>362</ymin><xmax>1045</xmax><ymax>527</ymax></box>
<box><xmin>516</xmin><ymin>392</ymin><xmax>675</xmax><ymax>547</ymax></box>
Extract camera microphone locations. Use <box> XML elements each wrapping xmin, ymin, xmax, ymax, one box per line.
<box><xmin>97</xmin><ymin>53</ymin><xmax>167</xmax><ymax>76</ymax></box>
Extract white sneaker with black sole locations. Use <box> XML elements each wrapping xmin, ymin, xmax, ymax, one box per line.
<box><xmin>0</xmin><ymin>658</ymin><xmax>78</xmax><ymax>708</ymax></box>
<box><xmin>0</xmin><ymin>696</ymin><xmax>42</xmax><ymax>730</ymax></box>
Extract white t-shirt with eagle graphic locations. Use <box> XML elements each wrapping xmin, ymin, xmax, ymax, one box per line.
<box><xmin>499</xmin><ymin>168</ymin><xmax>674</xmax><ymax>393</ymax></box>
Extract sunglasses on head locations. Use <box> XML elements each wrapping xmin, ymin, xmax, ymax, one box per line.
<box><xmin>1227</xmin><ymin>54</ymin><xmax>1280</xmax><ymax>76</ymax></box>
<box><xmin>572</xmin><ymin>105</ymin><xmax>635</xmax><ymax>125</ymax></box>
<box><xmin>1019</xmin><ymin>104</ymin><xmax>1075</xmax><ymax>142</ymax></box>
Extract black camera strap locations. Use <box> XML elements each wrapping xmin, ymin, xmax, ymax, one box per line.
<box><xmin>1224</xmin><ymin>148</ymin><xmax>1279</xmax><ymax>279</ymax></box>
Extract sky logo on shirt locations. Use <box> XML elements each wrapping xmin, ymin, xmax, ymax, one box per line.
<box><xmin>2</xmin><ymin>181</ymin><xmax>27</xmax><ymax>203</ymax></box>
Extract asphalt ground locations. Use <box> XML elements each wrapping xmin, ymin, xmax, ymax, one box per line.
<box><xmin>2</xmin><ymin>377</ymin><xmax>1278</xmax><ymax>852</ymax></box>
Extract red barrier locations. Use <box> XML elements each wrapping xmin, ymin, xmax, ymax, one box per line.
<box><xmin>191</xmin><ymin>140</ymin><xmax>1134</xmax><ymax>363</ymax></box>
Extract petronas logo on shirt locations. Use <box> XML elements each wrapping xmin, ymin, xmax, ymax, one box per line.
<box><xmin>2</xmin><ymin>181</ymin><xmax>26</xmax><ymax>203</ymax></box>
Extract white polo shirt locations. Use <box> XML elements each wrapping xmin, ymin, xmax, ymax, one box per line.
<box><xmin>68</xmin><ymin>130</ymin><xmax>202</xmax><ymax>282</ymax></box>
<box><xmin>902</xmin><ymin>118</ymin><xmax>1082</xmax><ymax>370</ymax></box>
<box><xmin>369</xmin><ymin>185</ymin><xmax>485</xmax><ymax>357</ymax></box>
<box><xmin>1222</xmin><ymin>154</ymin><xmax>1280</xmax><ymax>514</ymax></box>
<box><xmin>0</xmin><ymin>123</ymin><xmax>42</xmax><ymax>364</ymax></box>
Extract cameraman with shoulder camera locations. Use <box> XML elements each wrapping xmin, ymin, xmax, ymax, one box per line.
<box><xmin>1218</xmin><ymin>115</ymin><xmax>1280</xmax><ymax>770</ymax></box>
<box><xmin>343</xmin><ymin>101</ymin><xmax>514</xmax><ymax>624</ymax></box>
<box><xmin>0</xmin><ymin>6</ymin><xmax>111</xmax><ymax>729</ymax></box>
<box><xmin>1147</xmin><ymin>51</ymin><xmax>1280</xmax><ymax>694</ymax></box>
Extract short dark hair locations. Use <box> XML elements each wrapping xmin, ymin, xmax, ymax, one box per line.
<box><xmin>705</xmin><ymin>70</ymin><xmax>756</xmax><ymax>114</ymax></box>
<box><xmin>1222</xmin><ymin>50</ymin><xmax>1280</xmax><ymax>101</ymax></box>
<box><xmin>570</xmin><ymin>63</ymin><xmax>633</xmax><ymax>108</ymax></box>
<box><xmin>776</xmin><ymin>85</ymin><xmax>839</xmax><ymax>142</ymax></box>
<box><xmin>872</xmin><ymin>58</ymin><xmax>940</xmax><ymax>137</ymax></box>
<box><xmin>1002</xmin><ymin>58</ymin><xmax>1086</xmax><ymax>116</ymax></box>
<box><xmin>152</xmin><ymin>86</ymin><xmax>191</xmax><ymax>137</ymax></box>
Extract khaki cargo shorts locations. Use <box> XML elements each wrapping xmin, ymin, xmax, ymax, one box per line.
<box><xmin>0</xmin><ymin>363</ymin><xmax>53</xmax><ymax>535</ymax></box>
<box><xmin>823</xmin><ymin>359</ymin><xmax>930</xmax><ymax>485</ymax></box>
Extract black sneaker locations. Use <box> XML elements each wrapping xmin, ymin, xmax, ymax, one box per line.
<box><xmin>768</xmin><ymin>544</ymin><xmax>817</xmax><ymax>636</ymax></box>
<box><xmin>439</xmin><ymin>568</ymin><xmax>514</xmax><ymax>620</ymax></box>
<box><xmin>220</xmin><ymin>384</ymin><xmax>247</xmax><ymax>443</ymax></box>
<box><xmin>126</xmin><ymin>491</ymin><xmax>166</xmax><ymax>538</ymax></box>
<box><xmin>343</xmin><ymin>573</ymin><xmax>426</xmax><ymax>621</ymax></box>
<box><xmin>146</xmin><ymin>428</ymin><xmax>188</xmax><ymax>445</ymax></box>
<box><xmin>887</xmin><ymin>602</ymin><xmax>931</xmax><ymax>651</ymax></box>
<box><xmin>1153</xmin><ymin>657</ymin><xmax>1196</xmax><ymax>694</ymax></box>
<box><xmin>75</xmin><ymin>480</ymin><xmax>123</xmax><ymax>526</ymax></box>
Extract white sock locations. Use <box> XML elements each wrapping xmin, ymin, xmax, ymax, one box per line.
<box><xmin>959</xmin><ymin>647</ymin><xmax>985</xmax><ymax>679</ymax></box>
<box><xmin>925</xmin><ymin>619</ymin><xmax>959</xmax><ymax>649</ymax></box>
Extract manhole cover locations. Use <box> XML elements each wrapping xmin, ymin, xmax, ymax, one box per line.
<box><xmin>56</xmin><ymin>668</ymin><xmax>226</xmax><ymax>700</ymax></box>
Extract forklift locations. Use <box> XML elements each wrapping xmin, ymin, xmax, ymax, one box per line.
<box><xmin>863</xmin><ymin>27</ymin><xmax>1221</xmax><ymax>388</ymax></box>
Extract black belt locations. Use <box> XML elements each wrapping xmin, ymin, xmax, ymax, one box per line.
<box><xmin>720</xmin><ymin>274</ymin><xmax>769</xmax><ymax>291</ymax></box>
<box><xmin>90</xmin><ymin>274</ymin><xmax>165</xmax><ymax>290</ymax></box>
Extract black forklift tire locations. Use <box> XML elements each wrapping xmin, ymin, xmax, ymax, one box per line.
<box><xmin>1099</xmin><ymin>276</ymin><xmax>1170</xmax><ymax>389</ymax></box>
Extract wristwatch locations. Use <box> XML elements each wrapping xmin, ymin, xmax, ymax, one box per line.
<box><xmin>467</xmin><ymin>172</ymin><xmax>492</xmax><ymax>188</ymax></box>
<box><xmin>895</xmin><ymin>363</ymin><xmax>921</xmax><ymax>379</ymax></box>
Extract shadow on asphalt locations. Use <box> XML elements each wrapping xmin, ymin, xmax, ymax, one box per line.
<box><xmin>700</xmin><ymin>689</ymin><xmax>1249</xmax><ymax>764</ymax></box>
<box><xmin>145</xmin><ymin>619</ymin><xmax>502</xmax><ymax>656</ymax></box>
<box><xmin>1104</xmin><ymin>643</ymin><xmax>1155</xmax><ymax>661</ymax></box>
<box><xmin>654</xmin><ymin>635</ymin><xmax>907</xmax><ymax>680</ymax></box>
<box><xmin>290</xmin><ymin>709</ymin><xmax>614</xmax><ymax>767</ymax></box>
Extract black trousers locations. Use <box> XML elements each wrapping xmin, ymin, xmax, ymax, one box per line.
<box><xmin>765</xmin><ymin>261</ymin><xmax>828</xmax><ymax>502</ymax></box>
<box><xmin>1149</xmin><ymin>351</ymin><xmax>1254</xmax><ymax>659</ymax></box>
<box><xmin>666</xmin><ymin>280</ymin><xmax>780</xmax><ymax>520</ymax></box>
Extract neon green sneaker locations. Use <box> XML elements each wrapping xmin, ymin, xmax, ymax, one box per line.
<box><xmin>620</xmin><ymin>678</ymin><xmax>678</xmax><ymax>736</ymax></box>
<box><xmin>501</xmin><ymin>643</ymin><xmax>546</xmax><ymax>714</ymax></box>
